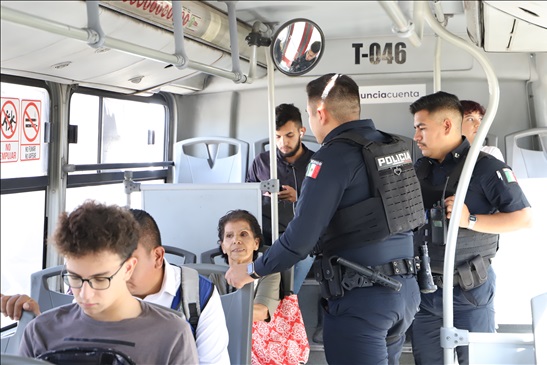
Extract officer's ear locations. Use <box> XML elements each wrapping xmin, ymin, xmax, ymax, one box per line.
<box><xmin>316</xmin><ymin>106</ymin><xmax>328</xmax><ymax>126</ymax></box>
<box><xmin>443</xmin><ymin>118</ymin><xmax>452</xmax><ymax>134</ymax></box>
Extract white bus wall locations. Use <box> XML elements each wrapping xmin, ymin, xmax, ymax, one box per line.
<box><xmin>175</xmin><ymin>36</ymin><xmax>539</xmax><ymax>162</ymax></box>
<box><xmin>177</xmin><ymin>78</ymin><xmax>531</xmax><ymax>164</ymax></box>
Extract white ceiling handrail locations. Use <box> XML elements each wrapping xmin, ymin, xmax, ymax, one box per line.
<box><xmin>0</xmin><ymin>2</ymin><xmax>268</xmax><ymax>84</ymax></box>
<box><xmin>418</xmin><ymin>1</ymin><xmax>501</xmax><ymax>364</ymax></box>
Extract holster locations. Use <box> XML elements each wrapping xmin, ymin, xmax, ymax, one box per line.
<box><xmin>313</xmin><ymin>255</ymin><xmax>344</xmax><ymax>300</ymax></box>
<box><xmin>456</xmin><ymin>255</ymin><xmax>490</xmax><ymax>291</ymax></box>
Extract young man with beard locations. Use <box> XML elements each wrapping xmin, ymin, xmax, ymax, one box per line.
<box><xmin>246</xmin><ymin>103</ymin><xmax>315</xmax><ymax>295</ymax></box>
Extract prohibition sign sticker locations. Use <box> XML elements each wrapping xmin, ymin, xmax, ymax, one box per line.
<box><xmin>1</xmin><ymin>99</ymin><xmax>18</xmax><ymax>140</ymax></box>
<box><xmin>22</xmin><ymin>101</ymin><xmax>40</xmax><ymax>143</ymax></box>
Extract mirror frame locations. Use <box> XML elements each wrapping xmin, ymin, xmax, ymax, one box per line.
<box><xmin>270</xmin><ymin>18</ymin><xmax>325</xmax><ymax>77</ymax></box>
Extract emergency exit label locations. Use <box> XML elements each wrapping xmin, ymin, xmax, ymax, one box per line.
<box><xmin>1</xmin><ymin>97</ymin><xmax>20</xmax><ymax>163</ymax></box>
<box><xmin>21</xmin><ymin>100</ymin><xmax>41</xmax><ymax>161</ymax></box>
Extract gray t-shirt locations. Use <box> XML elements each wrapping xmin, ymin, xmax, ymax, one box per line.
<box><xmin>19</xmin><ymin>301</ymin><xmax>198</xmax><ymax>364</ymax></box>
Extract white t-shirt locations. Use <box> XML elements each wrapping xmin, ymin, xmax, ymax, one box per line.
<box><xmin>482</xmin><ymin>145</ymin><xmax>505</xmax><ymax>162</ymax></box>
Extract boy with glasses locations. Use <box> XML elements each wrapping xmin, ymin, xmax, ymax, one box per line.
<box><xmin>19</xmin><ymin>200</ymin><xmax>198</xmax><ymax>364</ymax></box>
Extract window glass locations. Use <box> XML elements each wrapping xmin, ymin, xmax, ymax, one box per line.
<box><xmin>1</xmin><ymin>82</ymin><xmax>49</xmax><ymax>178</ymax></box>
<box><xmin>0</xmin><ymin>191</ymin><xmax>45</xmax><ymax>329</ymax></box>
<box><xmin>66</xmin><ymin>180</ymin><xmax>165</xmax><ymax>213</ymax></box>
<box><xmin>68</xmin><ymin>94</ymin><xmax>99</xmax><ymax>165</ymax></box>
<box><xmin>101</xmin><ymin>98</ymin><xmax>166</xmax><ymax>163</ymax></box>
<box><xmin>68</xmin><ymin>94</ymin><xmax>166</xmax><ymax>167</ymax></box>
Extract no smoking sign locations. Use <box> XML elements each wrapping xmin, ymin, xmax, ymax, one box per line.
<box><xmin>21</xmin><ymin>100</ymin><xmax>41</xmax><ymax>161</ymax></box>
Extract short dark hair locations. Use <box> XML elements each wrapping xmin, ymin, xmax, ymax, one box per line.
<box><xmin>461</xmin><ymin>100</ymin><xmax>486</xmax><ymax>117</ymax></box>
<box><xmin>130</xmin><ymin>208</ymin><xmax>162</xmax><ymax>250</ymax></box>
<box><xmin>52</xmin><ymin>200</ymin><xmax>139</xmax><ymax>260</ymax></box>
<box><xmin>409</xmin><ymin>91</ymin><xmax>463</xmax><ymax>117</ymax></box>
<box><xmin>275</xmin><ymin>103</ymin><xmax>302</xmax><ymax>129</ymax></box>
<box><xmin>310</xmin><ymin>41</ymin><xmax>321</xmax><ymax>54</ymax></box>
<box><xmin>306</xmin><ymin>73</ymin><xmax>361</xmax><ymax>121</ymax></box>
<box><xmin>217</xmin><ymin>209</ymin><xmax>264</xmax><ymax>264</ymax></box>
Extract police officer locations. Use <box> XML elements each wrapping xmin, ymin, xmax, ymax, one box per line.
<box><xmin>409</xmin><ymin>91</ymin><xmax>532</xmax><ymax>365</ymax></box>
<box><xmin>227</xmin><ymin>73</ymin><xmax>423</xmax><ymax>364</ymax></box>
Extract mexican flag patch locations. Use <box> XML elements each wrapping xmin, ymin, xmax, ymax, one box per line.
<box><xmin>306</xmin><ymin>159</ymin><xmax>323</xmax><ymax>179</ymax></box>
<box><xmin>501</xmin><ymin>168</ymin><xmax>517</xmax><ymax>183</ymax></box>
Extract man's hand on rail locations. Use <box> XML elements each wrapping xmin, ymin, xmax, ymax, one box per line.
<box><xmin>0</xmin><ymin>293</ymin><xmax>41</xmax><ymax>320</ymax></box>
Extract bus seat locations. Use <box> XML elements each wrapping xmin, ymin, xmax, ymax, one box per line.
<box><xmin>505</xmin><ymin>128</ymin><xmax>547</xmax><ymax>178</ymax></box>
<box><xmin>532</xmin><ymin>292</ymin><xmax>547</xmax><ymax>365</ymax></box>
<box><xmin>30</xmin><ymin>266</ymin><xmax>72</xmax><ymax>314</ymax></box>
<box><xmin>184</xmin><ymin>264</ymin><xmax>253</xmax><ymax>365</ymax></box>
<box><xmin>201</xmin><ymin>246</ymin><xmax>294</xmax><ymax>297</ymax></box>
<box><xmin>468</xmin><ymin>332</ymin><xmax>535</xmax><ymax>364</ymax></box>
<box><xmin>200</xmin><ymin>247</ymin><xmax>227</xmax><ymax>265</ymax></box>
<box><xmin>174</xmin><ymin>137</ymin><xmax>249</xmax><ymax>183</ymax></box>
<box><xmin>485</xmin><ymin>133</ymin><xmax>499</xmax><ymax>147</ymax></box>
<box><xmin>1</xmin><ymin>311</ymin><xmax>36</xmax><ymax>355</ymax></box>
<box><xmin>163</xmin><ymin>245</ymin><xmax>197</xmax><ymax>266</ymax></box>
<box><xmin>253</xmin><ymin>134</ymin><xmax>321</xmax><ymax>158</ymax></box>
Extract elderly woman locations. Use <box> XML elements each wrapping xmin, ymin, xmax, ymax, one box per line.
<box><xmin>211</xmin><ymin>209</ymin><xmax>281</xmax><ymax>322</ymax></box>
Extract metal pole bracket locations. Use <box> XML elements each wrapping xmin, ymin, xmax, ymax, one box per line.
<box><xmin>260</xmin><ymin>179</ymin><xmax>280</xmax><ymax>194</ymax></box>
<box><xmin>440</xmin><ymin>326</ymin><xmax>469</xmax><ymax>349</ymax></box>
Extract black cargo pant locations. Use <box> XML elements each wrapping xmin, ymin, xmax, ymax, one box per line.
<box><xmin>323</xmin><ymin>275</ymin><xmax>420</xmax><ymax>364</ymax></box>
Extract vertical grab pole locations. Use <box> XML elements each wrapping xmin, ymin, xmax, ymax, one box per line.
<box><xmin>265</xmin><ymin>48</ymin><xmax>279</xmax><ymax>245</ymax></box>
<box><xmin>420</xmin><ymin>2</ymin><xmax>501</xmax><ymax>364</ymax></box>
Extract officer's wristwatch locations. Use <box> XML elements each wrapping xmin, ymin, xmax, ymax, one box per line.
<box><xmin>247</xmin><ymin>262</ymin><xmax>260</xmax><ymax>279</ymax></box>
<box><xmin>467</xmin><ymin>214</ymin><xmax>477</xmax><ymax>230</ymax></box>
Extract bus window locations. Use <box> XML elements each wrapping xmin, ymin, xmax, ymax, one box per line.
<box><xmin>69</xmin><ymin>94</ymin><xmax>166</xmax><ymax>166</ymax></box>
<box><xmin>0</xmin><ymin>191</ymin><xmax>45</xmax><ymax>329</ymax></box>
<box><xmin>66</xmin><ymin>92</ymin><xmax>169</xmax><ymax>211</ymax></box>
<box><xmin>1</xmin><ymin>82</ymin><xmax>50</xmax><ymax>330</ymax></box>
<box><xmin>65</xmin><ymin>179</ymin><xmax>164</xmax><ymax>213</ymax></box>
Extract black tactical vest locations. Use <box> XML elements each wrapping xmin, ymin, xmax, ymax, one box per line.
<box><xmin>414</xmin><ymin>152</ymin><xmax>499</xmax><ymax>274</ymax></box>
<box><xmin>316</xmin><ymin>130</ymin><xmax>425</xmax><ymax>255</ymax></box>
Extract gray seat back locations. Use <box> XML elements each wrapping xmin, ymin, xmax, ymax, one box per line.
<box><xmin>505</xmin><ymin>127</ymin><xmax>547</xmax><ymax>178</ymax></box>
<box><xmin>174</xmin><ymin>137</ymin><xmax>249</xmax><ymax>183</ymax></box>
<box><xmin>163</xmin><ymin>245</ymin><xmax>197</xmax><ymax>266</ymax></box>
<box><xmin>1</xmin><ymin>311</ymin><xmax>36</xmax><ymax>355</ymax></box>
<box><xmin>532</xmin><ymin>292</ymin><xmax>547</xmax><ymax>365</ymax></box>
<box><xmin>253</xmin><ymin>134</ymin><xmax>320</xmax><ymax>159</ymax></box>
<box><xmin>2</xmin><ymin>266</ymin><xmax>70</xmax><ymax>355</ymax></box>
<box><xmin>31</xmin><ymin>265</ymin><xmax>72</xmax><ymax>313</ymax></box>
<box><xmin>184</xmin><ymin>264</ymin><xmax>252</xmax><ymax>365</ymax></box>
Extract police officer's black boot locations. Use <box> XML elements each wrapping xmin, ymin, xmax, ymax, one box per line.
<box><xmin>312</xmin><ymin>298</ymin><xmax>324</xmax><ymax>344</ymax></box>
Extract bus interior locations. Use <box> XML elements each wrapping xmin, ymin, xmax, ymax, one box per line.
<box><xmin>1</xmin><ymin>1</ymin><xmax>546</xmax><ymax>364</ymax></box>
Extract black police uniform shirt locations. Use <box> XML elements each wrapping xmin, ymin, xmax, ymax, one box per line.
<box><xmin>415</xmin><ymin>137</ymin><xmax>530</xmax><ymax>215</ymax></box>
<box><xmin>246</xmin><ymin>144</ymin><xmax>315</xmax><ymax>243</ymax></box>
<box><xmin>254</xmin><ymin>119</ymin><xmax>414</xmax><ymax>276</ymax></box>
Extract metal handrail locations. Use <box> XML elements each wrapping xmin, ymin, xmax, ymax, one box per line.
<box><xmin>419</xmin><ymin>2</ymin><xmax>501</xmax><ymax>364</ymax></box>
<box><xmin>0</xmin><ymin>2</ymin><xmax>264</xmax><ymax>84</ymax></box>
<box><xmin>63</xmin><ymin>161</ymin><xmax>173</xmax><ymax>173</ymax></box>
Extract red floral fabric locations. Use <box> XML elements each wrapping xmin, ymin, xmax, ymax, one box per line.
<box><xmin>252</xmin><ymin>294</ymin><xmax>310</xmax><ymax>365</ymax></box>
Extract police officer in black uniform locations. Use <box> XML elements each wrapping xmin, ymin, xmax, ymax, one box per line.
<box><xmin>227</xmin><ymin>73</ymin><xmax>424</xmax><ymax>364</ymax></box>
<box><xmin>409</xmin><ymin>91</ymin><xmax>532</xmax><ymax>365</ymax></box>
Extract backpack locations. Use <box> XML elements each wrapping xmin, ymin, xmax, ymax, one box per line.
<box><xmin>171</xmin><ymin>265</ymin><xmax>214</xmax><ymax>337</ymax></box>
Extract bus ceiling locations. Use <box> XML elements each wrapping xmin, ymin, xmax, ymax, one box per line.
<box><xmin>1</xmin><ymin>1</ymin><xmax>547</xmax><ymax>96</ymax></box>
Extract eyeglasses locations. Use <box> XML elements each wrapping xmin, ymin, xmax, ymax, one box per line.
<box><xmin>62</xmin><ymin>260</ymin><xmax>127</xmax><ymax>290</ymax></box>
<box><xmin>321</xmin><ymin>73</ymin><xmax>341</xmax><ymax>101</ymax></box>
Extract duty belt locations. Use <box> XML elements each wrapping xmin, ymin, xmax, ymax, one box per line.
<box><xmin>341</xmin><ymin>258</ymin><xmax>418</xmax><ymax>291</ymax></box>
<box><xmin>432</xmin><ymin>256</ymin><xmax>491</xmax><ymax>290</ymax></box>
